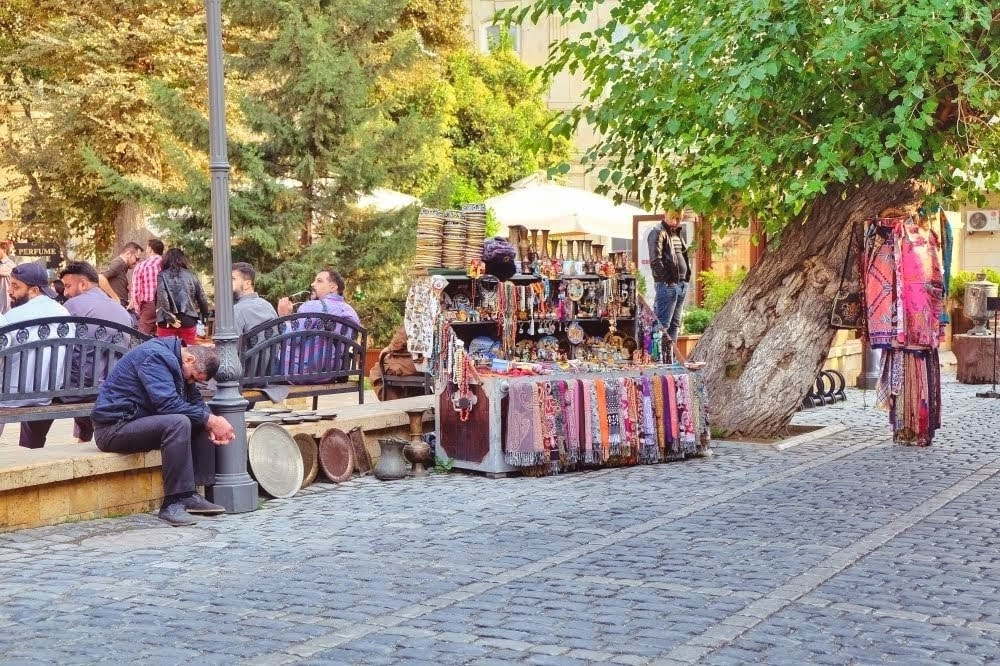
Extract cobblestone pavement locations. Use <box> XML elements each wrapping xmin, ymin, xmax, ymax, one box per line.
<box><xmin>3</xmin><ymin>374</ymin><xmax>1000</xmax><ymax>665</ymax></box>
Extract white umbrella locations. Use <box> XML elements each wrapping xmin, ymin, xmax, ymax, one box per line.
<box><xmin>487</xmin><ymin>182</ymin><xmax>651</xmax><ymax>238</ymax></box>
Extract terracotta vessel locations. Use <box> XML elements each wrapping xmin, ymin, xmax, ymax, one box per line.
<box><xmin>403</xmin><ymin>408</ymin><xmax>432</xmax><ymax>477</ymax></box>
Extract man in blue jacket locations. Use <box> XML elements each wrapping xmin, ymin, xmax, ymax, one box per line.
<box><xmin>91</xmin><ymin>337</ymin><xmax>235</xmax><ymax>526</ymax></box>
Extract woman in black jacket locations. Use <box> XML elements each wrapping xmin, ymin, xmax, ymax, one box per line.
<box><xmin>155</xmin><ymin>248</ymin><xmax>211</xmax><ymax>345</ymax></box>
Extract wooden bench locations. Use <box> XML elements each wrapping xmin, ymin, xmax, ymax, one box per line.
<box><xmin>0</xmin><ymin>317</ymin><xmax>151</xmax><ymax>425</ymax></box>
<box><xmin>377</xmin><ymin>351</ymin><xmax>433</xmax><ymax>401</ymax></box>
<box><xmin>239</xmin><ymin>312</ymin><xmax>368</xmax><ymax>409</ymax></box>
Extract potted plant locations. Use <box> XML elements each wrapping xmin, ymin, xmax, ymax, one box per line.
<box><xmin>679</xmin><ymin>307</ymin><xmax>713</xmax><ymax>357</ymax></box>
<box><xmin>949</xmin><ymin>270</ymin><xmax>978</xmax><ymax>336</ymax></box>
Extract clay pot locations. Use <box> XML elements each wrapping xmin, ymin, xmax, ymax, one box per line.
<box><xmin>403</xmin><ymin>440</ymin><xmax>433</xmax><ymax>477</ymax></box>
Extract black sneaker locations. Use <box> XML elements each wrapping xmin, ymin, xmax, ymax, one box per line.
<box><xmin>158</xmin><ymin>501</ymin><xmax>197</xmax><ymax>527</ymax></box>
<box><xmin>182</xmin><ymin>493</ymin><xmax>226</xmax><ymax>515</ymax></box>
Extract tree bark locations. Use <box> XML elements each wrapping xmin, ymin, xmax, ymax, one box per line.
<box><xmin>112</xmin><ymin>199</ymin><xmax>147</xmax><ymax>254</ymax></box>
<box><xmin>690</xmin><ymin>180</ymin><xmax>923</xmax><ymax>437</ymax></box>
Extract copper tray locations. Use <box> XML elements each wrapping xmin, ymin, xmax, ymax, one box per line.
<box><xmin>248</xmin><ymin>423</ymin><xmax>303</xmax><ymax>499</ymax></box>
<box><xmin>293</xmin><ymin>433</ymin><xmax>320</xmax><ymax>487</ymax></box>
<box><xmin>348</xmin><ymin>426</ymin><xmax>372</xmax><ymax>476</ymax></box>
<box><xmin>318</xmin><ymin>428</ymin><xmax>355</xmax><ymax>483</ymax></box>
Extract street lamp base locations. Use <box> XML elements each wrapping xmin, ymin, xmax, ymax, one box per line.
<box><xmin>207</xmin><ymin>474</ymin><xmax>259</xmax><ymax>513</ymax></box>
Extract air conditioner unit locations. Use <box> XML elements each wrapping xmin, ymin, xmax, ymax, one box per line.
<box><xmin>967</xmin><ymin>209</ymin><xmax>1000</xmax><ymax>233</ymax></box>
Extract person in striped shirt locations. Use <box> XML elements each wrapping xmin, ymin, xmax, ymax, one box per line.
<box><xmin>129</xmin><ymin>238</ymin><xmax>165</xmax><ymax>334</ymax></box>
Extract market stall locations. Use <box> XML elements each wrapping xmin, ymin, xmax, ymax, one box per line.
<box><xmin>406</xmin><ymin>206</ymin><xmax>711</xmax><ymax>475</ymax></box>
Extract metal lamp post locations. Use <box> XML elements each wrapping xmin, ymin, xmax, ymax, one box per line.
<box><xmin>204</xmin><ymin>0</ymin><xmax>258</xmax><ymax>512</ymax></box>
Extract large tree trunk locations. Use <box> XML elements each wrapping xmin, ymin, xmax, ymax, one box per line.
<box><xmin>690</xmin><ymin>180</ymin><xmax>923</xmax><ymax>437</ymax></box>
<box><xmin>112</xmin><ymin>199</ymin><xmax>147</xmax><ymax>254</ymax></box>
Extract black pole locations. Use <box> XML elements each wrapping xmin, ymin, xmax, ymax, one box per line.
<box><xmin>204</xmin><ymin>0</ymin><xmax>258</xmax><ymax>510</ymax></box>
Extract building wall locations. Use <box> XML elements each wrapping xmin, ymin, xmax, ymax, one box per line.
<box><xmin>954</xmin><ymin>194</ymin><xmax>1000</xmax><ymax>274</ymax></box>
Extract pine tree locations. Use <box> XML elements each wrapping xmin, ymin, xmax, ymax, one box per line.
<box><xmin>130</xmin><ymin>0</ymin><xmax>452</xmax><ymax>344</ymax></box>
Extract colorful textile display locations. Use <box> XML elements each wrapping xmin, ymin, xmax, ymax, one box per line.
<box><xmin>503</xmin><ymin>371</ymin><xmax>710</xmax><ymax>473</ymax></box>
<box><xmin>503</xmin><ymin>382</ymin><xmax>546</xmax><ymax>467</ymax></box>
<box><xmin>861</xmin><ymin>215</ymin><xmax>944</xmax><ymax>447</ymax></box>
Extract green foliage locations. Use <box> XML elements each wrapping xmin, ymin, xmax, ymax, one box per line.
<box><xmin>444</xmin><ymin>45</ymin><xmax>571</xmax><ymax>198</ymax></box>
<box><xmin>433</xmin><ymin>454</ymin><xmax>455</xmax><ymax>474</ymax></box>
<box><xmin>682</xmin><ymin>308</ymin><xmax>713</xmax><ymax>335</ymax></box>
<box><xmin>0</xmin><ymin>1</ymin><xmax>208</xmax><ymax>253</ymax></box>
<box><xmin>400</xmin><ymin>0</ymin><xmax>468</xmax><ymax>53</ymax></box>
<box><xmin>507</xmin><ymin>0</ymin><xmax>1000</xmax><ymax>235</ymax></box>
<box><xmin>950</xmin><ymin>269</ymin><xmax>1000</xmax><ymax>305</ymax></box>
<box><xmin>699</xmin><ymin>268</ymin><xmax>748</xmax><ymax>313</ymax></box>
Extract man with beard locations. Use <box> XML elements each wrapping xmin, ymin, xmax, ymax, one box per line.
<box><xmin>16</xmin><ymin>261</ymin><xmax>133</xmax><ymax>449</ymax></box>
<box><xmin>0</xmin><ymin>263</ymin><xmax>70</xmax><ymax>447</ymax></box>
<box><xmin>232</xmin><ymin>262</ymin><xmax>278</xmax><ymax>335</ymax></box>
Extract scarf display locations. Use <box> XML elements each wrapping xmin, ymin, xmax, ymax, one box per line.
<box><xmin>404</xmin><ymin>277</ymin><xmax>440</xmax><ymax>357</ymax></box>
<box><xmin>880</xmin><ymin>349</ymin><xmax>941</xmax><ymax>446</ymax></box>
<box><xmin>504</xmin><ymin>381</ymin><xmax>546</xmax><ymax>467</ymax></box>
<box><xmin>639</xmin><ymin>376</ymin><xmax>659</xmax><ymax>464</ymax></box>
<box><xmin>861</xmin><ymin>215</ymin><xmax>944</xmax><ymax>447</ymax></box>
<box><xmin>503</xmin><ymin>371</ymin><xmax>710</xmax><ymax>473</ymax></box>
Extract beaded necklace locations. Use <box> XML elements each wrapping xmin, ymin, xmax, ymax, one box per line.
<box><xmin>497</xmin><ymin>281</ymin><xmax>518</xmax><ymax>355</ymax></box>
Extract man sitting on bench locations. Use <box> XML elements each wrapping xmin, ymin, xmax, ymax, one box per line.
<box><xmin>0</xmin><ymin>263</ymin><xmax>70</xmax><ymax>448</ymax></box>
<box><xmin>91</xmin><ymin>339</ymin><xmax>235</xmax><ymax>526</ymax></box>
<box><xmin>275</xmin><ymin>266</ymin><xmax>360</xmax><ymax>383</ymax></box>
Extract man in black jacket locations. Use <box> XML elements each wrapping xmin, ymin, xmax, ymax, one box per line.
<box><xmin>646</xmin><ymin>211</ymin><xmax>692</xmax><ymax>347</ymax></box>
<box><xmin>91</xmin><ymin>338</ymin><xmax>235</xmax><ymax>526</ymax></box>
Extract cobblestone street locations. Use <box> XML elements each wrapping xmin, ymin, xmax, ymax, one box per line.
<box><xmin>2</xmin><ymin>374</ymin><xmax>1000</xmax><ymax>665</ymax></box>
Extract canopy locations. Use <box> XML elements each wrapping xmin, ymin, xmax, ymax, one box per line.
<box><xmin>487</xmin><ymin>183</ymin><xmax>651</xmax><ymax>238</ymax></box>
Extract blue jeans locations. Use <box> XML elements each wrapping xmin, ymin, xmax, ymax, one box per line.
<box><xmin>654</xmin><ymin>281</ymin><xmax>687</xmax><ymax>342</ymax></box>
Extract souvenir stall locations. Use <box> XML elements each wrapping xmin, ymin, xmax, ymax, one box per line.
<box><xmin>845</xmin><ymin>208</ymin><xmax>949</xmax><ymax>446</ymax></box>
<box><xmin>405</xmin><ymin>207</ymin><xmax>712</xmax><ymax>476</ymax></box>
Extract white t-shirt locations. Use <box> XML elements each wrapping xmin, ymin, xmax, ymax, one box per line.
<box><xmin>0</xmin><ymin>295</ymin><xmax>71</xmax><ymax>408</ymax></box>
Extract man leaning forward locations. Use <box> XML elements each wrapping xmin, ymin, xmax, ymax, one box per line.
<box><xmin>91</xmin><ymin>338</ymin><xmax>235</xmax><ymax>526</ymax></box>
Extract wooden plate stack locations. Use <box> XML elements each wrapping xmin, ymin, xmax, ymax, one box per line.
<box><xmin>415</xmin><ymin>208</ymin><xmax>445</xmax><ymax>270</ymax></box>
<box><xmin>462</xmin><ymin>203</ymin><xmax>487</xmax><ymax>265</ymax></box>
<box><xmin>442</xmin><ymin>210</ymin><xmax>467</xmax><ymax>270</ymax></box>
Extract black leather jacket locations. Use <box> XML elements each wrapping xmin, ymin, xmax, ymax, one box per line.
<box><xmin>647</xmin><ymin>222</ymin><xmax>691</xmax><ymax>284</ymax></box>
<box><xmin>156</xmin><ymin>269</ymin><xmax>210</xmax><ymax>322</ymax></box>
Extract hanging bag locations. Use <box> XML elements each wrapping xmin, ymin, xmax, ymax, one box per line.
<box><xmin>830</xmin><ymin>224</ymin><xmax>864</xmax><ymax>330</ymax></box>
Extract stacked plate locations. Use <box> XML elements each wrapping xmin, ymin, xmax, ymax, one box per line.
<box><xmin>416</xmin><ymin>208</ymin><xmax>445</xmax><ymax>270</ymax></box>
<box><xmin>462</xmin><ymin>203</ymin><xmax>487</xmax><ymax>264</ymax></box>
<box><xmin>442</xmin><ymin>209</ymin><xmax>467</xmax><ymax>270</ymax></box>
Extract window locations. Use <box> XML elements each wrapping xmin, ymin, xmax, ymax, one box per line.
<box><xmin>481</xmin><ymin>23</ymin><xmax>520</xmax><ymax>54</ymax></box>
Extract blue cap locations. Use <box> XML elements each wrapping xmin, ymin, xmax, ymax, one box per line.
<box><xmin>11</xmin><ymin>263</ymin><xmax>57</xmax><ymax>299</ymax></box>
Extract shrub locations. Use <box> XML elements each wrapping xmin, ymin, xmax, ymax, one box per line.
<box><xmin>699</xmin><ymin>268</ymin><xmax>747</xmax><ymax>313</ymax></box>
<box><xmin>949</xmin><ymin>271</ymin><xmax>977</xmax><ymax>303</ymax></box>
<box><xmin>682</xmin><ymin>308</ymin><xmax>714</xmax><ymax>335</ymax></box>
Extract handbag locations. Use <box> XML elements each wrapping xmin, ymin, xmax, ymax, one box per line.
<box><xmin>156</xmin><ymin>279</ymin><xmax>183</xmax><ymax>329</ymax></box>
<box><xmin>830</xmin><ymin>223</ymin><xmax>864</xmax><ymax>330</ymax></box>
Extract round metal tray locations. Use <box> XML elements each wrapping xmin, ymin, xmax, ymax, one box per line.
<box><xmin>248</xmin><ymin>423</ymin><xmax>304</xmax><ymax>499</ymax></box>
<box><xmin>318</xmin><ymin>428</ymin><xmax>355</xmax><ymax>483</ymax></box>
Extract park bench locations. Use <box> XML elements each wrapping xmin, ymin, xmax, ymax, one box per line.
<box><xmin>239</xmin><ymin>312</ymin><xmax>368</xmax><ymax>409</ymax></box>
<box><xmin>0</xmin><ymin>316</ymin><xmax>150</xmax><ymax>426</ymax></box>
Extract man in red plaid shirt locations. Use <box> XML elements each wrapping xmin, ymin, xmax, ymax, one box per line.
<box><xmin>129</xmin><ymin>238</ymin><xmax>165</xmax><ymax>334</ymax></box>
